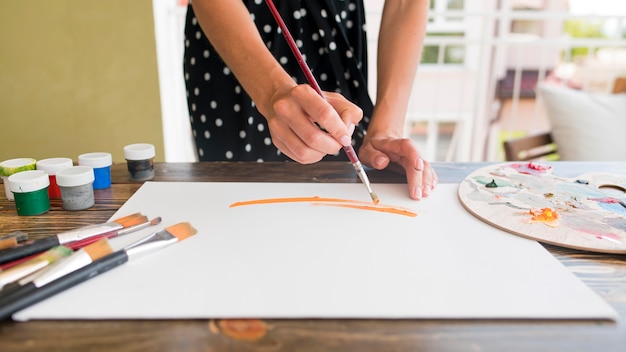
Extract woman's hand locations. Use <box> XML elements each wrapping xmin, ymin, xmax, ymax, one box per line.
<box><xmin>264</xmin><ymin>84</ymin><xmax>363</xmax><ymax>164</ymax></box>
<box><xmin>358</xmin><ymin>134</ymin><xmax>438</xmax><ymax>200</ymax></box>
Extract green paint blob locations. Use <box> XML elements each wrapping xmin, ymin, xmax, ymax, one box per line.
<box><xmin>473</xmin><ymin>175</ymin><xmax>515</xmax><ymax>188</ymax></box>
<box><xmin>486</xmin><ymin>179</ymin><xmax>498</xmax><ymax>188</ymax></box>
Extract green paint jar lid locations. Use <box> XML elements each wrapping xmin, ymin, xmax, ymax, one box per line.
<box><xmin>8</xmin><ymin>170</ymin><xmax>50</xmax><ymax>193</ymax></box>
<box><xmin>0</xmin><ymin>158</ymin><xmax>37</xmax><ymax>177</ymax></box>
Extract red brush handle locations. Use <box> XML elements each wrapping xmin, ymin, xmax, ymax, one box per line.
<box><xmin>264</xmin><ymin>0</ymin><xmax>324</xmax><ymax>97</ymax></box>
<box><xmin>264</xmin><ymin>0</ymin><xmax>360</xmax><ymax>164</ymax></box>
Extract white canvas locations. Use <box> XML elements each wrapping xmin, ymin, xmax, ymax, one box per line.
<box><xmin>14</xmin><ymin>182</ymin><xmax>617</xmax><ymax>321</ymax></box>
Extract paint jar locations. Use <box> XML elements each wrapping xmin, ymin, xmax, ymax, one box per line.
<box><xmin>8</xmin><ymin>170</ymin><xmax>50</xmax><ymax>216</ymax></box>
<box><xmin>36</xmin><ymin>158</ymin><xmax>73</xmax><ymax>199</ymax></box>
<box><xmin>78</xmin><ymin>152</ymin><xmax>112</xmax><ymax>190</ymax></box>
<box><xmin>123</xmin><ymin>143</ymin><xmax>156</xmax><ymax>181</ymax></box>
<box><xmin>0</xmin><ymin>158</ymin><xmax>37</xmax><ymax>201</ymax></box>
<box><xmin>56</xmin><ymin>166</ymin><xmax>95</xmax><ymax>211</ymax></box>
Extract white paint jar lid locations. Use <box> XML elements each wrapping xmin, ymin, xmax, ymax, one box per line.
<box><xmin>8</xmin><ymin>170</ymin><xmax>50</xmax><ymax>193</ymax></box>
<box><xmin>36</xmin><ymin>158</ymin><xmax>74</xmax><ymax>175</ymax></box>
<box><xmin>78</xmin><ymin>152</ymin><xmax>112</xmax><ymax>168</ymax></box>
<box><xmin>124</xmin><ymin>143</ymin><xmax>156</xmax><ymax>160</ymax></box>
<box><xmin>56</xmin><ymin>166</ymin><xmax>95</xmax><ymax>187</ymax></box>
<box><xmin>0</xmin><ymin>158</ymin><xmax>37</xmax><ymax>177</ymax></box>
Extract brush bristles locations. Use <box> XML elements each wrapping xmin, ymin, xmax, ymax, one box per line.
<box><xmin>165</xmin><ymin>222</ymin><xmax>197</xmax><ymax>241</ymax></box>
<box><xmin>0</xmin><ymin>238</ymin><xmax>18</xmax><ymax>251</ymax></box>
<box><xmin>82</xmin><ymin>238</ymin><xmax>114</xmax><ymax>261</ymax></box>
<box><xmin>113</xmin><ymin>213</ymin><xmax>149</xmax><ymax>228</ymax></box>
<box><xmin>371</xmin><ymin>192</ymin><xmax>380</xmax><ymax>205</ymax></box>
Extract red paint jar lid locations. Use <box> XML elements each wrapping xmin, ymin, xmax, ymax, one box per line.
<box><xmin>36</xmin><ymin>158</ymin><xmax>73</xmax><ymax>175</ymax></box>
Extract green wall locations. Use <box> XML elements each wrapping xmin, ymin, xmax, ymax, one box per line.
<box><xmin>0</xmin><ymin>0</ymin><xmax>164</xmax><ymax>163</ymax></box>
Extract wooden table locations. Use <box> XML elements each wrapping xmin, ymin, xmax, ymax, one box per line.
<box><xmin>1</xmin><ymin>161</ymin><xmax>625</xmax><ymax>352</ymax></box>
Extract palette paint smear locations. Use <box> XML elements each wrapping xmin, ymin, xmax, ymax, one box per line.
<box><xmin>458</xmin><ymin>162</ymin><xmax>626</xmax><ymax>254</ymax></box>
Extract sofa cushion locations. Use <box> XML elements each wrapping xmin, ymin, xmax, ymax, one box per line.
<box><xmin>538</xmin><ymin>84</ymin><xmax>626</xmax><ymax>161</ymax></box>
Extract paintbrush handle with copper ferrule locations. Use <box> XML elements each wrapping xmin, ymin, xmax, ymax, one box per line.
<box><xmin>0</xmin><ymin>237</ymin><xmax>59</xmax><ymax>266</ymax></box>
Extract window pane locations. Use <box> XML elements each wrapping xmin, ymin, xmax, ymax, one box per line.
<box><xmin>422</xmin><ymin>32</ymin><xmax>466</xmax><ymax>65</ymax></box>
<box><xmin>447</xmin><ymin>0</ymin><xmax>464</xmax><ymax>10</ymax></box>
<box><xmin>421</xmin><ymin>45</ymin><xmax>440</xmax><ymax>64</ymax></box>
<box><xmin>445</xmin><ymin>46</ymin><xmax>465</xmax><ymax>64</ymax></box>
<box><xmin>446</xmin><ymin>0</ymin><xmax>464</xmax><ymax>21</ymax></box>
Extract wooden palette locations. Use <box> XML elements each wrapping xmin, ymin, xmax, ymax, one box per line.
<box><xmin>458</xmin><ymin>162</ymin><xmax>626</xmax><ymax>254</ymax></box>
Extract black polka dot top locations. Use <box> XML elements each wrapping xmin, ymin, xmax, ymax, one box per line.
<box><xmin>184</xmin><ymin>0</ymin><xmax>373</xmax><ymax>162</ymax></box>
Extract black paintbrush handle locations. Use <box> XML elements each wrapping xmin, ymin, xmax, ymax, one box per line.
<box><xmin>0</xmin><ymin>250</ymin><xmax>129</xmax><ymax>321</ymax></box>
<box><xmin>0</xmin><ymin>282</ymin><xmax>36</xmax><ymax>306</ymax></box>
<box><xmin>0</xmin><ymin>236</ymin><xmax>60</xmax><ymax>265</ymax></box>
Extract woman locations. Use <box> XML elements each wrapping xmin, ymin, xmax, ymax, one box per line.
<box><xmin>184</xmin><ymin>0</ymin><xmax>437</xmax><ymax>200</ymax></box>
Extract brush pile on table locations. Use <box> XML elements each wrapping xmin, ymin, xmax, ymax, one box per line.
<box><xmin>0</xmin><ymin>213</ymin><xmax>196</xmax><ymax>320</ymax></box>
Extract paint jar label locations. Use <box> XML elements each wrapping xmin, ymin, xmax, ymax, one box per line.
<box><xmin>92</xmin><ymin>166</ymin><xmax>111</xmax><ymax>189</ymax></box>
<box><xmin>56</xmin><ymin>166</ymin><xmax>96</xmax><ymax>210</ymax></box>
<box><xmin>126</xmin><ymin>159</ymin><xmax>155</xmax><ymax>181</ymax></box>
<box><xmin>13</xmin><ymin>188</ymin><xmax>50</xmax><ymax>216</ymax></box>
<box><xmin>59</xmin><ymin>183</ymin><xmax>95</xmax><ymax>211</ymax></box>
<box><xmin>48</xmin><ymin>175</ymin><xmax>62</xmax><ymax>199</ymax></box>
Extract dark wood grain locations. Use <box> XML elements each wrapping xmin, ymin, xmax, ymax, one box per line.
<box><xmin>1</xmin><ymin>161</ymin><xmax>625</xmax><ymax>352</ymax></box>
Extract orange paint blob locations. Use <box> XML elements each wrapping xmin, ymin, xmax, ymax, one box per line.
<box><xmin>230</xmin><ymin>196</ymin><xmax>417</xmax><ymax>217</ymax></box>
<box><xmin>529</xmin><ymin>207</ymin><xmax>559</xmax><ymax>222</ymax></box>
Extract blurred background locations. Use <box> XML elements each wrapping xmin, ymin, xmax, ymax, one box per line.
<box><xmin>2</xmin><ymin>0</ymin><xmax>625</xmax><ymax>163</ymax></box>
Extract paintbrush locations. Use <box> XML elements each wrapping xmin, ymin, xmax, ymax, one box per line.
<box><xmin>0</xmin><ymin>246</ymin><xmax>73</xmax><ymax>290</ymax></box>
<box><xmin>0</xmin><ymin>216</ymin><xmax>159</xmax><ymax>271</ymax></box>
<box><xmin>0</xmin><ymin>238</ymin><xmax>114</xmax><ymax>302</ymax></box>
<box><xmin>0</xmin><ymin>213</ymin><xmax>147</xmax><ymax>266</ymax></box>
<box><xmin>66</xmin><ymin>216</ymin><xmax>162</xmax><ymax>250</ymax></box>
<box><xmin>263</xmin><ymin>0</ymin><xmax>379</xmax><ymax>204</ymax></box>
<box><xmin>0</xmin><ymin>222</ymin><xmax>197</xmax><ymax>321</ymax></box>
<box><xmin>0</xmin><ymin>232</ymin><xmax>29</xmax><ymax>251</ymax></box>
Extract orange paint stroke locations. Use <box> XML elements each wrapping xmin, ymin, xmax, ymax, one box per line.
<box><xmin>229</xmin><ymin>196</ymin><xmax>417</xmax><ymax>217</ymax></box>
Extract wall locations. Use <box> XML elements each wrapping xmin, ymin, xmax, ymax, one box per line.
<box><xmin>0</xmin><ymin>0</ymin><xmax>164</xmax><ymax>163</ymax></box>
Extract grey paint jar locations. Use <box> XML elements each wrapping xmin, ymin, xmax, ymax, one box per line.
<box><xmin>56</xmin><ymin>166</ymin><xmax>95</xmax><ymax>211</ymax></box>
<box><xmin>123</xmin><ymin>143</ymin><xmax>156</xmax><ymax>181</ymax></box>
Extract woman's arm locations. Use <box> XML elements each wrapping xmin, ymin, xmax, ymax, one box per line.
<box><xmin>372</xmin><ymin>0</ymin><xmax>428</xmax><ymax>136</ymax></box>
<box><xmin>191</xmin><ymin>0</ymin><xmax>361</xmax><ymax>163</ymax></box>
<box><xmin>359</xmin><ymin>0</ymin><xmax>438</xmax><ymax>200</ymax></box>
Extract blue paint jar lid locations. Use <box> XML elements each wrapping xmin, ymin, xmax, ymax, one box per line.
<box><xmin>124</xmin><ymin>143</ymin><xmax>156</xmax><ymax>160</ymax></box>
<box><xmin>78</xmin><ymin>152</ymin><xmax>112</xmax><ymax>168</ymax></box>
<box><xmin>36</xmin><ymin>158</ymin><xmax>74</xmax><ymax>175</ymax></box>
<box><xmin>56</xmin><ymin>166</ymin><xmax>95</xmax><ymax>187</ymax></box>
<box><xmin>8</xmin><ymin>170</ymin><xmax>50</xmax><ymax>193</ymax></box>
